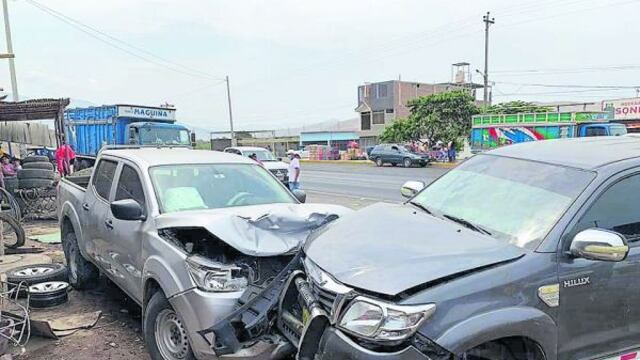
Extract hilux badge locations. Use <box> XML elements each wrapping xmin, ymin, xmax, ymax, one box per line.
<box><xmin>563</xmin><ymin>277</ymin><xmax>590</xmax><ymax>288</ymax></box>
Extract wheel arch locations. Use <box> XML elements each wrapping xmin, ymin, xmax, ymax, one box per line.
<box><xmin>59</xmin><ymin>203</ymin><xmax>85</xmax><ymax>253</ymax></box>
<box><xmin>434</xmin><ymin>306</ymin><xmax>557</xmax><ymax>360</ymax></box>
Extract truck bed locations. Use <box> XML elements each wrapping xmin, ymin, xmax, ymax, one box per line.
<box><xmin>64</xmin><ymin>168</ymin><xmax>94</xmax><ymax>189</ymax></box>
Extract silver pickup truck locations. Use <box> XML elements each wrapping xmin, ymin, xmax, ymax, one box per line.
<box><xmin>57</xmin><ymin>147</ymin><xmax>350</xmax><ymax>360</ymax></box>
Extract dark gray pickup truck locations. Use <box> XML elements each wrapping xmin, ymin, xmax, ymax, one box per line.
<box><xmin>269</xmin><ymin>136</ymin><xmax>640</xmax><ymax>360</ymax></box>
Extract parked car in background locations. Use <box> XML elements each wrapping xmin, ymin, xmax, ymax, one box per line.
<box><xmin>57</xmin><ymin>147</ymin><xmax>350</xmax><ymax>360</ymax></box>
<box><xmin>224</xmin><ymin>146</ymin><xmax>289</xmax><ymax>183</ymax></box>
<box><xmin>369</xmin><ymin>143</ymin><xmax>430</xmax><ymax>167</ymax></box>
<box><xmin>274</xmin><ymin>136</ymin><xmax>640</xmax><ymax>359</ymax></box>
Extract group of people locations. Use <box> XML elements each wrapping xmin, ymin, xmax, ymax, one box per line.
<box><xmin>0</xmin><ymin>156</ymin><xmax>22</xmax><ymax>188</ymax></box>
<box><xmin>407</xmin><ymin>140</ymin><xmax>457</xmax><ymax>163</ymax></box>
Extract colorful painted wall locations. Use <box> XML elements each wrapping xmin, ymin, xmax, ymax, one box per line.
<box><xmin>471</xmin><ymin>125</ymin><xmax>574</xmax><ymax>150</ymax></box>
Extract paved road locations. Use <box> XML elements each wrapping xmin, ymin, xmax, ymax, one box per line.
<box><xmin>302</xmin><ymin>162</ymin><xmax>449</xmax><ymax>207</ymax></box>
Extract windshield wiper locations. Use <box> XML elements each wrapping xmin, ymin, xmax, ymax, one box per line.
<box><xmin>442</xmin><ymin>214</ymin><xmax>492</xmax><ymax>235</ymax></box>
<box><xmin>408</xmin><ymin>201</ymin><xmax>433</xmax><ymax>215</ymax></box>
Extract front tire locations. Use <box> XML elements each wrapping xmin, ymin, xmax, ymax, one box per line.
<box><xmin>144</xmin><ymin>291</ymin><xmax>195</xmax><ymax>360</ymax></box>
<box><xmin>403</xmin><ymin>158</ymin><xmax>412</xmax><ymax>168</ymax></box>
<box><xmin>63</xmin><ymin>231</ymin><xmax>99</xmax><ymax>290</ymax></box>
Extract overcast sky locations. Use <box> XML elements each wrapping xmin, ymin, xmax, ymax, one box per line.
<box><xmin>2</xmin><ymin>0</ymin><xmax>639</xmax><ymax>134</ymax></box>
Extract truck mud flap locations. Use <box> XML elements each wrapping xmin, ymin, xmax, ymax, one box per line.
<box><xmin>197</xmin><ymin>252</ymin><xmax>303</xmax><ymax>356</ymax></box>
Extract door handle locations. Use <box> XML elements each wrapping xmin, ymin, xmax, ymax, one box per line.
<box><xmin>104</xmin><ymin>219</ymin><xmax>114</xmax><ymax>230</ymax></box>
<box><xmin>82</xmin><ymin>203</ymin><xmax>90</xmax><ymax>211</ymax></box>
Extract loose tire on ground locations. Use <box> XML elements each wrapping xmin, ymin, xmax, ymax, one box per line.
<box><xmin>144</xmin><ymin>291</ymin><xmax>196</xmax><ymax>360</ymax></box>
<box><xmin>0</xmin><ymin>212</ymin><xmax>25</xmax><ymax>248</ymax></box>
<box><xmin>17</xmin><ymin>178</ymin><xmax>53</xmax><ymax>189</ymax></box>
<box><xmin>22</xmin><ymin>155</ymin><xmax>49</xmax><ymax>164</ymax></box>
<box><xmin>62</xmin><ymin>231</ymin><xmax>99</xmax><ymax>290</ymax></box>
<box><xmin>6</xmin><ymin>263</ymin><xmax>67</xmax><ymax>285</ymax></box>
<box><xmin>22</xmin><ymin>162</ymin><xmax>54</xmax><ymax>171</ymax></box>
<box><xmin>28</xmin><ymin>281</ymin><xmax>70</xmax><ymax>308</ymax></box>
<box><xmin>17</xmin><ymin>169</ymin><xmax>55</xmax><ymax>180</ymax></box>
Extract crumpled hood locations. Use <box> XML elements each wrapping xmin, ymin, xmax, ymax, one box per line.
<box><xmin>304</xmin><ymin>202</ymin><xmax>525</xmax><ymax>297</ymax></box>
<box><xmin>155</xmin><ymin>203</ymin><xmax>351</xmax><ymax>256</ymax></box>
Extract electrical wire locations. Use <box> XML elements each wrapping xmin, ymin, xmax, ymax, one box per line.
<box><xmin>493</xmin><ymin>81</ymin><xmax>640</xmax><ymax>89</ymax></box>
<box><xmin>25</xmin><ymin>0</ymin><xmax>225</xmax><ymax>81</ymax></box>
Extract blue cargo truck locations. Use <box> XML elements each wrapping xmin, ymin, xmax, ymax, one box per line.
<box><xmin>64</xmin><ymin>104</ymin><xmax>193</xmax><ymax>169</ymax></box>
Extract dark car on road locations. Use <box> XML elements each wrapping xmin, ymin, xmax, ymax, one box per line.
<box><xmin>275</xmin><ymin>136</ymin><xmax>640</xmax><ymax>360</ymax></box>
<box><xmin>369</xmin><ymin>143</ymin><xmax>429</xmax><ymax>167</ymax></box>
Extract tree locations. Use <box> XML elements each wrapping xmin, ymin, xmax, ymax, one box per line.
<box><xmin>482</xmin><ymin>100</ymin><xmax>552</xmax><ymax>114</ymax></box>
<box><xmin>380</xmin><ymin>90</ymin><xmax>478</xmax><ymax>144</ymax></box>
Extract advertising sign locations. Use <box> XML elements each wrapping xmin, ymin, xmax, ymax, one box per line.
<box><xmin>602</xmin><ymin>98</ymin><xmax>640</xmax><ymax>121</ymax></box>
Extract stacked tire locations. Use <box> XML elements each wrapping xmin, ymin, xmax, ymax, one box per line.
<box><xmin>18</xmin><ymin>155</ymin><xmax>55</xmax><ymax>190</ymax></box>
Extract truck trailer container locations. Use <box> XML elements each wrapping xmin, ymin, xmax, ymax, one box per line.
<box><xmin>64</xmin><ymin>104</ymin><xmax>193</xmax><ymax>169</ymax></box>
<box><xmin>471</xmin><ymin>111</ymin><xmax>626</xmax><ymax>151</ymax></box>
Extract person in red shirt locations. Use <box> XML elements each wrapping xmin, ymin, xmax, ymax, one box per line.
<box><xmin>55</xmin><ymin>143</ymin><xmax>69</xmax><ymax>176</ymax></box>
<box><xmin>64</xmin><ymin>143</ymin><xmax>76</xmax><ymax>174</ymax></box>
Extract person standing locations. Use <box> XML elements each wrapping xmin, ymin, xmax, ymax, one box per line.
<box><xmin>287</xmin><ymin>150</ymin><xmax>301</xmax><ymax>191</ymax></box>
<box><xmin>447</xmin><ymin>140</ymin><xmax>457</xmax><ymax>163</ymax></box>
<box><xmin>55</xmin><ymin>143</ymin><xmax>69</xmax><ymax>176</ymax></box>
<box><xmin>64</xmin><ymin>143</ymin><xmax>76</xmax><ymax>174</ymax></box>
<box><xmin>1</xmin><ymin>156</ymin><xmax>15</xmax><ymax>177</ymax></box>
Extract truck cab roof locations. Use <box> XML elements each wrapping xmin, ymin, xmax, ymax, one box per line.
<box><xmin>100</xmin><ymin>148</ymin><xmax>254</xmax><ymax>169</ymax></box>
<box><xmin>487</xmin><ymin>135</ymin><xmax>640</xmax><ymax>170</ymax></box>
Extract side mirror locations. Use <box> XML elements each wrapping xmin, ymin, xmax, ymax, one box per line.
<box><xmin>128</xmin><ymin>128</ymin><xmax>137</xmax><ymax>144</ymax></box>
<box><xmin>190</xmin><ymin>132</ymin><xmax>197</xmax><ymax>147</ymax></box>
<box><xmin>570</xmin><ymin>228</ymin><xmax>628</xmax><ymax>262</ymax></box>
<box><xmin>292</xmin><ymin>189</ymin><xmax>306</xmax><ymax>203</ymax></box>
<box><xmin>400</xmin><ymin>181</ymin><xmax>425</xmax><ymax>198</ymax></box>
<box><xmin>111</xmin><ymin>199</ymin><xmax>146</xmax><ymax>221</ymax></box>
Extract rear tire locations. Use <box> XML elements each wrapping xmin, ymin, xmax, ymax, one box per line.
<box><xmin>144</xmin><ymin>291</ymin><xmax>196</xmax><ymax>360</ymax></box>
<box><xmin>63</xmin><ymin>231</ymin><xmax>99</xmax><ymax>290</ymax></box>
<box><xmin>375</xmin><ymin>158</ymin><xmax>383</xmax><ymax>167</ymax></box>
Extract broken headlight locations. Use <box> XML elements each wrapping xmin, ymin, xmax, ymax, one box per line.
<box><xmin>186</xmin><ymin>256</ymin><xmax>248</xmax><ymax>293</ymax></box>
<box><xmin>338</xmin><ymin>296</ymin><xmax>435</xmax><ymax>343</ymax></box>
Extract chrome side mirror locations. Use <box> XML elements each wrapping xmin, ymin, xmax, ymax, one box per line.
<box><xmin>400</xmin><ymin>181</ymin><xmax>425</xmax><ymax>198</ymax></box>
<box><xmin>570</xmin><ymin>228</ymin><xmax>629</xmax><ymax>262</ymax></box>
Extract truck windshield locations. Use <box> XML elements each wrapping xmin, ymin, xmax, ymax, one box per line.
<box><xmin>410</xmin><ymin>155</ymin><xmax>595</xmax><ymax>250</ymax></box>
<box><xmin>241</xmin><ymin>150</ymin><xmax>276</xmax><ymax>161</ymax></box>
<box><xmin>139</xmin><ymin>127</ymin><xmax>190</xmax><ymax>146</ymax></box>
<box><xmin>149</xmin><ymin>164</ymin><xmax>294</xmax><ymax>213</ymax></box>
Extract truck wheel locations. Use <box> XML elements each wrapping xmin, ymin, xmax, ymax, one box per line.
<box><xmin>144</xmin><ymin>291</ymin><xmax>195</xmax><ymax>360</ymax></box>
<box><xmin>17</xmin><ymin>169</ymin><xmax>55</xmax><ymax>180</ymax></box>
<box><xmin>403</xmin><ymin>158</ymin><xmax>412</xmax><ymax>168</ymax></box>
<box><xmin>375</xmin><ymin>158</ymin><xmax>383</xmax><ymax>167</ymax></box>
<box><xmin>22</xmin><ymin>162</ymin><xmax>54</xmax><ymax>171</ymax></box>
<box><xmin>63</xmin><ymin>231</ymin><xmax>99</xmax><ymax>290</ymax></box>
<box><xmin>22</xmin><ymin>155</ymin><xmax>49</xmax><ymax>164</ymax></box>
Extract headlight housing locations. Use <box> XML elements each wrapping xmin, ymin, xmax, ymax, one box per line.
<box><xmin>186</xmin><ymin>256</ymin><xmax>248</xmax><ymax>292</ymax></box>
<box><xmin>338</xmin><ymin>296</ymin><xmax>435</xmax><ymax>342</ymax></box>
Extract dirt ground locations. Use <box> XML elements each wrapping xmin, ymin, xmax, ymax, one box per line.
<box><xmin>7</xmin><ymin>220</ymin><xmax>150</xmax><ymax>360</ymax></box>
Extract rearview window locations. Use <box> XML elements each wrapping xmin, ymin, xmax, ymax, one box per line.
<box><xmin>92</xmin><ymin>159</ymin><xmax>118</xmax><ymax>200</ymax></box>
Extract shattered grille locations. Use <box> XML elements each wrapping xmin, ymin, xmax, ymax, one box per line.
<box><xmin>309</xmin><ymin>279</ymin><xmax>337</xmax><ymax>313</ymax></box>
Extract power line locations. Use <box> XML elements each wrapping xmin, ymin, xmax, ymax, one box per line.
<box><xmin>494</xmin><ymin>88</ymin><xmax>631</xmax><ymax>96</ymax></box>
<box><xmin>493</xmin><ymin>81</ymin><xmax>640</xmax><ymax>89</ymax></box>
<box><xmin>25</xmin><ymin>0</ymin><xmax>224</xmax><ymax>81</ymax></box>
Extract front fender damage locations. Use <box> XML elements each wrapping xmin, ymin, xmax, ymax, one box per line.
<box><xmin>155</xmin><ymin>206</ymin><xmax>347</xmax><ymax>358</ymax></box>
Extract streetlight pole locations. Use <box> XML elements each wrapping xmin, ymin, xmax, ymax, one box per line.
<box><xmin>2</xmin><ymin>0</ymin><xmax>18</xmax><ymax>101</ymax></box>
<box><xmin>225</xmin><ymin>75</ymin><xmax>236</xmax><ymax>146</ymax></box>
<box><xmin>482</xmin><ymin>11</ymin><xmax>494</xmax><ymax>107</ymax></box>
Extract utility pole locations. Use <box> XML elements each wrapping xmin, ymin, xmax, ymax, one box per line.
<box><xmin>482</xmin><ymin>11</ymin><xmax>494</xmax><ymax>107</ymax></box>
<box><xmin>2</xmin><ymin>0</ymin><xmax>18</xmax><ymax>101</ymax></box>
<box><xmin>225</xmin><ymin>75</ymin><xmax>236</xmax><ymax>146</ymax></box>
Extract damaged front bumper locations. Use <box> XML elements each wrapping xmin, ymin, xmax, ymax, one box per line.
<box><xmin>200</xmin><ymin>254</ymin><xmax>451</xmax><ymax>360</ymax></box>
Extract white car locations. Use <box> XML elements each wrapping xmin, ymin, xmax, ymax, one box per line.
<box><xmin>224</xmin><ymin>146</ymin><xmax>289</xmax><ymax>183</ymax></box>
